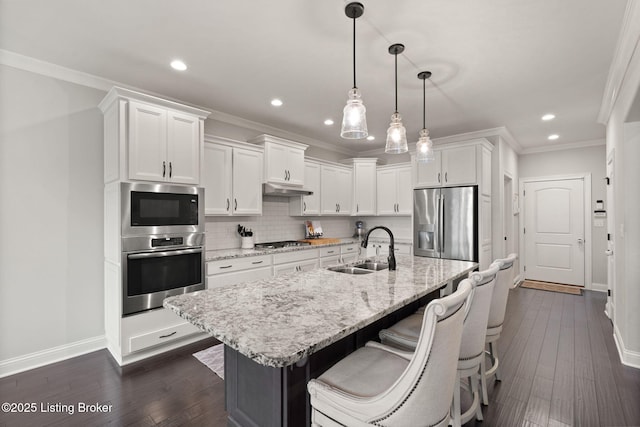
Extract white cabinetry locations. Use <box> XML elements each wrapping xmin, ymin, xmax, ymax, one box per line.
<box><xmin>289</xmin><ymin>161</ymin><xmax>321</xmax><ymax>216</ymax></box>
<box><xmin>203</xmin><ymin>137</ymin><xmax>263</xmax><ymax>216</ymax></box>
<box><xmin>414</xmin><ymin>142</ymin><xmax>485</xmax><ymax>188</ymax></box>
<box><xmin>413</xmin><ymin>139</ymin><xmax>493</xmax><ymax>269</ymax></box>
<box><xmin>273</xmin><ymin>249</ymin><xmax>319</xmax><ymax>276</ymax></box>
<box><xmin>343</xmin><ymin>158</ymin><xmax>377</xmax><ymax>215</ymax></box>
<box><xmin>206</xmin><ymin>255</ymin><xmax>272</xmax><ymax>289</ymax></box>
<box><xmin>321</xmin><ymin>165</ymin><xmax>353</xmax><ymax>215</ymax></box>
<box><xmin>377</xmin><ymin>164</ymin><xmax>412</xmax><ymax>215</ymax></box>
<box><xmin>250</xmin><ymin>135</ymin><xmax>307</xmax><ymax>186</ymax></box>
<box><xmin>99</xmin><ymin>87</ymin><xmax>209</xmax><ymax>185</ymax></box>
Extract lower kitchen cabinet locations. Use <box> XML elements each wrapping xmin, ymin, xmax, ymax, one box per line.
<box><xmin>206</xmin><ymin>255</ymin><xmax>272</xmax><ymax>288</ymax></box>
<box><xmin>273</xmin><ymin>249</ymin><xmax>320</xmax><ymax>276</ymax></box>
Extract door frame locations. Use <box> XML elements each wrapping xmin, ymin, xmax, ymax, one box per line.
<box><xmin>518</xmin><ymin>173</ymin><xmax>592</xmax><ymax>289</ymax></box>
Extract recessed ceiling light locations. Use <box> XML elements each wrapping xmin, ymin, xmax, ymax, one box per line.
<box><xmin>271</xmin><ymin>99</ymin><xmax>283</xmax><ymax>107</ymax></box>
<box><xmin>366</xmin><ymin>135</ymin><xmax>375</xmax><ymax>141</ymax></box>
<box><xmin>170</xmin><ymin>60</ymin><xmax>187</xmax><ymax>71</ymax></box>
<box><xmin>548</xmin><ymin>134</ymin><xmax>559</xmax><ymax>140</ymax></box>
<box><xmin>542</xmin><ymin>113</ymin><xmax>556</xmax><ymax>121</ymax></box>
<box><xmin>324</xmin><ymin>119</ymin><xmax>334</xmax><ymax>126</ymax></box>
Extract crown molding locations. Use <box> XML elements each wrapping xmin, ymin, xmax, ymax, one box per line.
<box><xmin>0</xmin><ymin>49</ymin><xmax>356</xmax><ymax>157</ymax></box>
<box><xmin>598</xmin><ymin>0</ymin><xmax>640</xmax><ymax>124</ymax></box>
<box><xmin>519</xmin><ymin>138</ymin><xmax>605</xmax><ymax>155</ymax></box>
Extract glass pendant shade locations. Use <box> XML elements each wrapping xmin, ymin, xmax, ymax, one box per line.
<box><xmin>416</xmin><ymin>128</ymin><xmax>434</xmax><ymax>163</ymax></box>
<box><xmin>385</xmin><ymin>112</ymin><xmax>408</xmax><ymax>153</ymax></box>
<box><xmin>340</xmin><ymin>88</ymin><xmax>368</xmax><ymax>139</ymax></box>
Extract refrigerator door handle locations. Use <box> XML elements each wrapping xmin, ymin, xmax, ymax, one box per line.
<box><xmin>439</xmin><ymin>194</ymin><xmax>445</xmax><ymax>254</ymax></box>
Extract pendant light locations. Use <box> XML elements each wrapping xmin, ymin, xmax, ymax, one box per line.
<box><xmin>385</xmin><ymin>43</ymin><xmax>408</xmax><ymax>154</ymax></box>
<box><xmin>340</xmin><ymin>2</ymin><xmax>368</xmax><ymax>139</ymax></box>
<box><xmin>416</xmin><ymin>71</ymin><xmax>435</xmax><ymax>163</ymax></box>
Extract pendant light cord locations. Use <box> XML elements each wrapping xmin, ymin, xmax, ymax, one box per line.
<box><xmin>422</xmin><ymin>76</ymin><xmax>426</xmax><ymax>129</ymax></box>
<box><xmin>352</xmin><ymin>16</ymin><xmax>357</xmax><ymax>89</ymax></box>
<box><xmin>394</xmin><ymin>52</ymin><xmax>398</xmax><ymax>113</ymax></box>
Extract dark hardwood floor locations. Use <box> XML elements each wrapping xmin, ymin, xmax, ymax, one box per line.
<box><xmin>1</xmin><ymin>288</ymin><xmax>639</xmax><ymax>426</ymax></box>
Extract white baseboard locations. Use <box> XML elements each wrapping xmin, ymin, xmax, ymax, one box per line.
<box><xmin>613</xmin><ymin>324</ymin><xmax>640</xmax><ymax>369</ymax></box>
<box><xmin>513</xmin><ymin>274</ymin><xmax>523</xmax><ymax>288</ymax></box>
<box><xmin>0</xmin><ymin>335</ymin><xmax>106</xmax><ymax>378</ymax></box>
<box><xmin>591</xmin><ymin>282</ymin><xmax>608</xmax><ymax>292</ymax></box>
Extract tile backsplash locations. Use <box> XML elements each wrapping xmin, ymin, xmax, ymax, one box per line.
<box><xmin>205</xmin><ymin>196</ymin><xmax>412</xmax><ymax>250</ymax></box>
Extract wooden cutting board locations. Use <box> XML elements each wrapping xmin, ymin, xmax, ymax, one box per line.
<box><xmin>298</xmin><ymin>238</ymin><xmax>342</xmax><ymax>245</ymax></box>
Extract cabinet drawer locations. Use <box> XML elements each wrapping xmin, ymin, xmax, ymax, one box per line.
<box><xmin>319</xmin><ymin>247</ymin><xmax>340</xmax><ymax>257</ymax></box>
<box><xmin>341</xmin><ymin>244</ymin><xmax>359</xmax><ymax>255</ymax></box>
<box><xmin>207</xmin><ymin>266</ymin><xmax>272</xmax><ymax>288</ymax></box>
<box><xmin>128</xmin><ymin>321</ymin><xmax>199</xmax><ymax>353</ymax></box>
<box><xmin>207</xmin><ymin>255</ymin><xmax>271</xmax><ymax>275</ymax></box>
<box><xmin>319</xmin><ymin>254</ymin><xmax>341</xmax><ymax>267</ymax></box>
<box><xmin>273</xmin><ymin>249</ymin><xmax>319</xmax><ymax>264</ymax></box>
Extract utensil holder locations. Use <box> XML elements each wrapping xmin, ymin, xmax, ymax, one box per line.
<box><xmin>241</xmin><ymin>236</ymin><xmax>254</xmax><ymax>249</ymax></box>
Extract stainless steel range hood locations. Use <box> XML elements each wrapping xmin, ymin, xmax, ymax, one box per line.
<box><xmin>262</xmin><ymin>182</ymin><xmax>313</xmax><ymax>197</ymax></box>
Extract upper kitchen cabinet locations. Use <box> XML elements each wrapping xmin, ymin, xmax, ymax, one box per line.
<box><xmin>377</xmin><ymin>164</ymin><xmax>412</xmax><ymax>216</ymax></box>
<box><xmin>414</xmin><ymin>139</ymin><xmax>493</xmax><ymax>195</ymax></box>
<box><xmin>249</xmin><ymin>135</ymin><xmax>307</xmax><ymax>186</ymax></box>
<box><xmin>99</xmin><ymin>87</ymin><xmax>210</xmax><ymax>185</ymax></box>
<box><xmin>320</xmin><ymin>164</ymin><xmax>352</xmax><ymax>215</ymax></box>
<box><xmin>341</xmin><ymin>158</ymin><xmax>377</xmax><ymax>216</ymax></box>
<box><xmin>203</xmin><ymin>137</ymin><xmax>263</xmax><ymax>216</ymax></box>
<box><xmin>289</xmin><ymin>160</ymin><xmax>321</xmax><ymax>216</ymax></box>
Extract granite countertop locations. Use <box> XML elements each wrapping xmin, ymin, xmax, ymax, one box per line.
<box><xmin>164</xmin><ymin>255</ymin><xmax>476</xmax><ymax>367</ymax></box>
<box><xmin>205</xmin><ymin>237</ymin><xmax>412</xmax><ymax>261</ymax></box>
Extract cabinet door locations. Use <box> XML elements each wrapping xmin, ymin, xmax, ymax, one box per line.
<box><xmin>167</xmin><ymin>111</ymin><xmax>200</xmax><ymax>184</ymax></box>
<box><xmin>233</xmin><ymin>148</ymin><xmax>263</xmax><ymax>215</ymax></box>
<box><xmin>273</xmin><ymin>262</ymin><xmax>300</xmax><ymax>276</ymax></box>
<box><xmin>396</xmin><ymin>166</ymin><xmax>413</xmax><ymax>215</ymax></box>
<box><xmin>203</xmin><ymin>144</ymin><xmax>232</xmax><ymax>215</ymax></box>
<box><xmin>303</xmin><ymin>162</ymin><xmax>321</xmax><ymax>215</ymax></box>
<box><xmin>336</xmin><ymin>168</ymin><xmax>353</xmax><ymax>215</ymax></box>
<box><xmin>442</xmin><ymin>146</ymin><xmax>476</xmax><ymax>186</ymax></box>
<box><xmin>298</xmin><ymin>258</ymin><xmax>319</xmax><ymax>273</ymax></box>
<box><xmin>128</xmin><ymin>101</ymin><xmax>167</xmax><ymax>182</ymax></box>
<box><xmin>377</xmin><ymin>169</ymin><xmax>398</xmax><ymax>215</ymax></box>
<box><xmin>415</xmin><ymin>150</ymin><xmax>442</xmax><ymax>187</ymax></box>
<box><xmin>286</xmin><ymin>147</ymin><xmax>305</xmax><ymax>186</ymax></box>
<box><xmin>320</xmin><ymin>166</ymin><xmax>339</xmax><ymax>215</ymax></box>
<box><xmin>354</xmin><ymin>162</ymin><xmax>376</xmax><ymax>215</ymax></box>
<box><xmin>264</xmin><ymin>143</ymin><xmax>288</xmax><ymax>184</ymax></box>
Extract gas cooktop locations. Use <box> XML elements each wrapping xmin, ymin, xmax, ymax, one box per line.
<box><xmin>254</xmin><ymin>240</ymin><xmax>311</xmax><ymax>249</ymax></box>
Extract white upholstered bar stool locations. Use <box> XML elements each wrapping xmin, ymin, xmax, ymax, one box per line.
<box><xmin>480</xmin><ymin>253</ymin><xmax>518</xmax><ymax>406</ymax></box>
<box><xmin>378</xmin><ymin>264</ymin><xmax>499</xmax><ymax>427</ymax></box>
<box><xmin>307</xmin><ymin>280</ymin><xmax>472</xmax><ymax>427</ymax></box>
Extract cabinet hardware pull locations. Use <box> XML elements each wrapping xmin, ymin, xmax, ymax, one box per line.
<box><xmin>347</xmin><ymin>247</ymin><xmax>353</xmax><ymax>251</ymax></box>
<box><xmin>169</xmin><ymin>162</ymin><xmax>172</xmax><ymax>178</ymax></box>
<box><xmin>252</xmin><ymin>260</ymin><xmax>264</xmax><ymax>264</ymax></box>
<box><xmin>163</xmin><ymin>161</ymin><xmax>166</xmax><ymax>178</ymax></box>
<box><xmin>445</xmin><ymin>172</ymin><xmax>448</xmax><ymax>182</ymax></box>
<box><xmin>336</xmin><ymin>203</ymin><xmax>338</xmax><ymax>212</ymax></box>
<box><xmin>303</xmin><ymin>202</ymin><xmax>306</xmax><ymax>212</ymax></box>
<box><xmin>357</xmin><ymin>204</ymin><xmax>359</xmax><ymax>212</ymax></box>
<box><xmin>226</xmin><ymin>198</ymin><xmax>230</xmax><ymax>211</ymax></box>
<box><xmin>437</xmin><ymin>172</ymin><xmax>440</xmax><ymax>183</ymax></box>
<box><xmin>327</xmin><ymin>250</ymin><xmax>335</xmax><ymax>254</ymax></box>
<box><xmin>234</xmin><ymin>198</ymin><xmax>238</xmax><ymax>211</ymax></box>
<box><xmin>220</xmin><ymin>265</ymin><xmax>233</xmax><ymax>269</ymax></box>
<box><xmin>338</xmin><ymin>204</ymin><xmax>340</xmax><ymax>212</ymax></box>
<box><xmin>159</xmin><ymin>331</ymin><xmax>177</xmax><ymax>339</ymax></box>
<box><xmin>284</xmin><ymin>170</ymin><xmax>287</xmax><ymax>180</ymax></box>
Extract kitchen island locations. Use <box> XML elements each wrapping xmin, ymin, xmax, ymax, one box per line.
<box><xmin>164</xmin><ymin>255</ymin><xmax>476</xmax><ymax>427</ymax></box>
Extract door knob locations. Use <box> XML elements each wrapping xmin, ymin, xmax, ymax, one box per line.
<box><xmin>605</xmin><ymin>249</ymin><xmax>613</xmax><ymax>256</ymax></box>
<box><xmin>577</xmin><ymin>238</ymin><xmax>584</xmax><ymax>244</ymax></box>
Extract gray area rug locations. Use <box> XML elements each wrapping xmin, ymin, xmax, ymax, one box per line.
<box><xmin>193</xmin><ymin>343</ymin><xmax>224</xmax><ymax>380</ymax></box>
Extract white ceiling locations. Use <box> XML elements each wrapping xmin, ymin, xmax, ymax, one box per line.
<box><xmin>0</xmin><ymin>0</ymin><xmax>627</xmax><ymax>154</ymax></box>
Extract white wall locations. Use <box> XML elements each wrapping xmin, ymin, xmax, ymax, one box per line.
<box><xmin>0</xmin><ymin>65</ymin><xmax>106</xmax><ymax>361</ymax></box>
<box><xmin>518</xmin><ymin>144</ymin><xmax>608</xmax><ymax>285</ymax></box>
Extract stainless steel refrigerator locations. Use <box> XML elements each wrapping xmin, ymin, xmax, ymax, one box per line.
<box><xmin>413</xmin><ymin>186</ymin><xmax>478</xmax><ymax>262</ymax></box>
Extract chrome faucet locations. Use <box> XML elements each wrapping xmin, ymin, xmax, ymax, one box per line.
<box><xmin>361</xmin><ymin>226</ymin><xmax>396</xmax><ymax>270</ymax></box>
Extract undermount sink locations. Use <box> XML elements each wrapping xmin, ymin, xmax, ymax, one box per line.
<box><xmin>353</xmin><ymin>262</ymin><xmax>389</xmax><ymax>271</ymax></box>
<box><xmin>327</xmin><ymin>266</ymin><xmax>374</xmax><ymax>275</ymax></box>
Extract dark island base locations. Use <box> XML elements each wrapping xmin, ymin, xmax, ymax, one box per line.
<box><xmin>224</xmin><ymin>290</ymin><xmax>440</xmax><ymax>427</ymax></box>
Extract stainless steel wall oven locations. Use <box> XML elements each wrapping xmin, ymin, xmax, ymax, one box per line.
<box><xmin>120</xmin><ymin>182</ymin><xmax>205</xmax><ymax>316</ymax></box>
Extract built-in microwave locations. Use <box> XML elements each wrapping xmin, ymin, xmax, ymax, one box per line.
<box><xmin>121</xmin><ymin>182</ymin><xmax>204</xmax><ymax>236</ymax></box>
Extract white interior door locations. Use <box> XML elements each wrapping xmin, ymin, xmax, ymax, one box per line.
<box><xmin>523</xmin><ymin>178</ymin><xmax>585</xmax><ymax>286</ymax></box>
<box><xmin>606</xmin><ymin>151</ymin><xmax>615</xmax><ymax>318</ymax></box>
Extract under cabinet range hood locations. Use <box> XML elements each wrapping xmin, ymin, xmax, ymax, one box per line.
<box><xmin>262</xmin><ymin>182</ymin><xmax>313</xmax><ymax>197</ymax></box>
